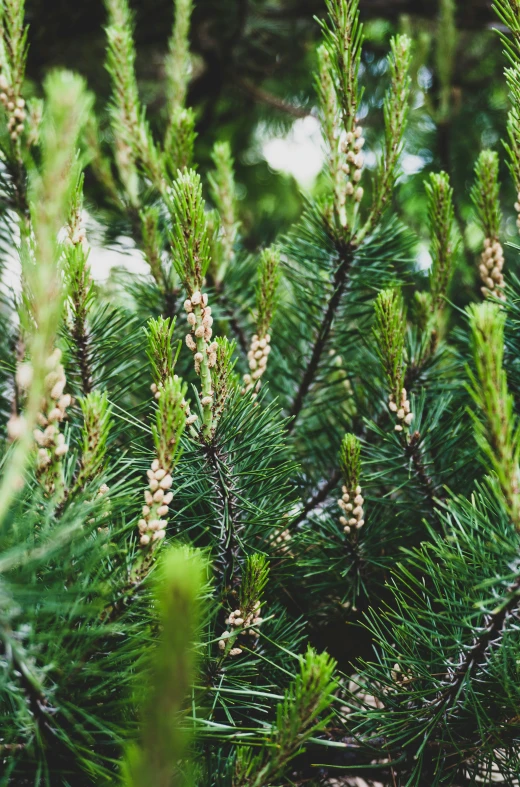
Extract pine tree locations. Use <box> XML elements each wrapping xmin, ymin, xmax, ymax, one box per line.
<box><xmin>3</xmin><ymin>0</ymin><xmax>520</xmax><ymax>785</ymax></box>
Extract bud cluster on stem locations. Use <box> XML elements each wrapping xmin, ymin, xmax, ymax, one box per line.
<box><xmin>341</xmin><ymin>123</ymin><xmax>365</xmax><ymax>203</ymax></box>
<box><xmin>389</xmin><ymin>387</ymin><xmax>414</xmax><ymax>432</ymax></box>
<box><xmin>137</xmin><ymin>374</ymin><xmax>186</xmax><ymax>547</ymax></box>
<box><xmin>138</xmin><ymin>459</ymin><xmax>174</xmax><ymax>546</ymax></box>
<box><xmin>242</xmin><ymin>247</ymin><xmax>279</xmax><ymax>397</ymax></box>
<box><xmin>479</xmin><ymin>238</ymin><xmax>505</xmax><ymax>300</ymax></box>
<box><xmin>184</xmin><ymin>290</ymin><xmax>218</xmax><ymax>437</ymax></box>
<box><xmin>471</xmin><ymin>150</ymin><xmax>505</xmax><ymax>301</ymax></box>
<box><xmin>338</xmin><ymin>483</ymin><xmax>364</xmax><ymax>533</ymax></box>
<box><xmin>218</xmin><ymin>600</ymin><xmax>263</xmax><ymax>658</ymax></box>
<box><xmin>242</xmin><ymin>333</ymin><xmax>271</xmax><ymax>396</ymax></box>
<box><xmin>0</xmin><ymin>68</ymin><xmax>25</xmax><ymax>142</ymax></box>
<box><xmin>9</xmin><ymin>349</ymin><xmax>72</xmax><ymax>497</ymax></box>
<box><xmin>65</xmin><ymin>197</ymin><xmax>88</xmax><ymax>251</ymax></box>
<box><xmin>373</xmin><ymin>288</ymin><xmax>411</xmax><ymax>434</ymax></box>
<box><xmin>338</xmin><ymin>433</ymin><xmax>364</xmax><ymax>535</ymax></box>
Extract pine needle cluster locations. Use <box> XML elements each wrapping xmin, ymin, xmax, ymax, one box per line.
<box><xmin>3</xmin><ymin>0</ymin><xmax>520</xmax><ymax>785</ymax></box>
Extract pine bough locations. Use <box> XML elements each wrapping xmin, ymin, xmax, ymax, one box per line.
<box><xmin>1</xmin><ymin>0</ymin><xmax>520</xmax><ymax>784</ymax></box>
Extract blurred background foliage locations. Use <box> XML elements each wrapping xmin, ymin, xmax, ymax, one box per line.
<box><xmin>21</xmin><ymin>0</ymin><xmax>517</xmax><ymax>308</ymax></box>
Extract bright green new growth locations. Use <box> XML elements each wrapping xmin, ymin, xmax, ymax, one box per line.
<box><xmin>164</xmin><ymin>0</ymin><xmax>194</xmax><ymax>172</ymax></box>
<box><xmin>497</xmin><ymin>0</ymin><xmax>520</xmax><ymax>222</ymax></box>
<box><xmin>505</xmin><ymin>64</ymin><xmax>520</xmax><ymax>210</ymax></box>
<box><xmin>121</xmin><ymin>545</ymin><xmax>206</xmax><ymax>787</ymax></box>
<box><xmin>315</xmin><ymin>43</ymin><xmax>346</xmax><ymax>227</ymax></box>
<box><xmin>211</xmin><ymin>336</ymin><xmax>237</xmax><ymax>426</ymax></box>
<box><xmin>339</xmin><ymin>433</ymin><xmax>361</xmax><ymax>491</ymax></box>
<box><xmin>471</xmin><ymin>150</ymin><xmax>506</xmax><ymax>298</ymax></box>
<box><xmin>152</xmin><ymin>375</ymin><xmax>187</xmax><ymax>475</ymax></box>
<box><xmin>0</xmin><ymin>0</ymin><xmax>29</xmax><ymax>177</ymax></box>
<box><xmin>0</xmin><ymin>0</ymin><xmax>29</xmax><ymax>174</ymax></box>
<box><xmin>208</xmin><ymin>141</ymin><xmax>238</xmax><ymax>276</ymax></box>
<box><xmin>1</xmin><ymin>0</ymin><xmax>28</xmax><ymax>87</ymax></box>
<box><xmin>427</xmin><ymin>171</ymin><xmax>456</xmax><ymax>311</ymax></box>
<box><xmin>256</xmin><ymin>246</ymin><xmax>281</xmax><ymax>338</ymax></box>
<box><xmin>104</xmin><ymin>0</ymin><xmax>163</xmax><ymax>196</ymax></box>
<box><xmin>0</xmin><ymin>70</ymin><xmax>91</xmax><ymax>524</ymax></box>
<box><xmin>140</xmin><ymin>206</ymin><xmax>165</xmax><ymax>287</ymax></box>
<box><xmin>75</xmin><ymin>391</ymin><xmax>113</xmax><ymax>489</ymax></box>
<box><xmin>240</xmin><ymin>553</ymin><xmax>269</xmax><ymax>616</ymax></box>
<box><xmin>320</xmin><ymin>1</ymin><xmax>412</xmax><ymax>241</ymax></box>
<box><xmin>471</xmin><ymin>149</ymin><xmax>502</xmax><ymax>239</ymax></box>
<box><xmin>233</xmin><ymin>648</ymin><xmax>337</xmax><ymax>787</ymax></box>
<box><xmin>145</xmin><ymin>316</ymin><xmax>180</xmax><ymax>390</ymax></box>
<box><xmin>64</xmin><ymin>173</ymin><xmax>96</xmax><ymax>396</ymax></box>
<box><xmin>169</xmin><ymin>169</ymin><xmax>212</xmax><ymax>293</ymax></box>
<box><xmin>165</xmin><ymin>0</ymin><xmax>193</xmax><ymax>113</ymax></box>
<box><xmin>493</xmin><ymin>0</ymin><xmax>520</xmax><ymax>66</ymax></box>
<box><xmin>467</xmin><ymin>302</ymin><xmax>520</xmax><ymax>527</ymax></box>
<box><xmin>321</xmin><ymin>0</ymin><xmax>364</xmax><ymax>136</ymax></box>
<box><xmin>166</xmin><ymin>105</ymin><xmax>196</xmax><ymax>175</ymax></box>
<box><xmin>360</xmin><ymin>33</ymin><xmax>412</xmax><ymax>240</ymax></box>
<box><xmin>316</xmin><ymin>44</ymin><xmax>338</xmax><ymax>158</ymax></box>
<box><xmin>373</xmin><ymin>288</ymin><xmax>407</xmax><ymax>403</ymax></box>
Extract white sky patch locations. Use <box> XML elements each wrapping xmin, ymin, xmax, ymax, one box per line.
<box><xmin>417</xmin><ymin>244</ymin><xmax>433</xmax><ymax>271</ymax></box>
<box><xmin>85</xmin><ymin>211</ymin><xmax>149</xmax><ymax>282</ymax></box>
<box><xmin>88</xmin><ymin>237</ymin><xmax>148</xmax><ymax>282</ymax></box>
<box><xmin>261</xmin><ymin>115</ymin><xmax>325</xmax><ymax>189</ymax></box>
<box><xmin>0</xmin><ymin>211</ymin><xmax>149</xmax><ymax>296</ymax></box>
<box><xmin>401</xmin><ymin>153</ymin><xmax>427</xmax><ymax>176</ymax></box>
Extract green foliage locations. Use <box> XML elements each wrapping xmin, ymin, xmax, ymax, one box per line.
<box><xmin>233</xmin><ymin>649</ymin><xmax>337</xmax><ymax>787</ymax></box>
<box><xmin>467</xmin><ymin>301</ymin><xmax>520</xmax><ymax>526</ymax></box>
<box><xmin>426</xmin><ymin>171</ymin><xmax>456</xmax><ymax>311</ymax></box>
<box><xmin>373</xmin><ymin>287</ymin><xmax>406</xmax><ymax>402</ymax></box>
<box><xmin>75</xmin><ymin>390</ymin><xmax>113</xmax><ymax>489</ymax></box>
<box><xmin>208</xmin><ymin>141</ymin><xmax>238</xmax><ymax>279</ymax></box>
<box><xmin>471</xmin><ymin>148</ymin><xmax>502</xmax><ymax>239</ymax></box>
<box><xmin>255</xmin><ymin>246</ymin><xmax>280</xmax><ymax>338</ymax></box>
<box><xmin>5</xmin><ymin>1</ymin><xmax>520</xmax><ymax>785</ymax></box>
<box><xmin>145</xmin><ymin>315</ymin><xmax>179</xmax><ymax>389</ymax></box>
<box><xmin>361</xmin><ymin>32</ymin><xmax>412</xmax><ymax>239</ymax></box>
<box><xmin>169</xmin><ymin>169</ymin><xmax>212</xmax><ymax>292</ymax></box>
<box><xmin>105</xmin><ymin>0</ymin><xmax>163</xmax><ymax>194</ymax></box>
<box><xmin>121</xmin><ymin>545</ymin><xmax>205</xmax><ymax>787</ymax></box>
<box><xmin>165</xmin><ymin>0</ymin><xmax>192</xmax><ymax>112</ymax></box>
<box><xmin>321</xmin><ymin>0</ymin><xmax>364</xmax><ymax>137</ymax></box>
<box><xmin>165</xmin><ymin>106</ymin><xmax>196</xmax><ymax>176</ymax></box>
<box><xmin>151</xmin><ymin>374</ymin><xmax>187</xmax><ymax>474</ymax></box>
<box><xmin>339</xmin><ymin>432</ymin><xmax>361</xmax><ymax>490</ymax></box>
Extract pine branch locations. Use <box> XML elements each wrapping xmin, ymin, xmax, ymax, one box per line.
<box><xmin>203</xmin><ymin>441</ymin><xmax>244</xmax><ymax>597</ymax></box>
<box><xmin>427</xmin><ymin>171</ymin><xmax>456</xmax><ymax>313</ymax></box>
<box><xmin>0</xmin><ymin>0</ymin><xmax>30</xmax><ymax>225</ymax></box>
<box><xmin>121</xmin><ymin>545</ymin><xmax>205</xmax><ymax>787</ymax></box>
<box><xmin>467</xmin><ymin>302</ymin><xmax>520</xmax><ymax>526</ymax></box>
<box><xmin>430</xmin><ymin>573</ymin><xmax>520</xmax><ymax>715</ymax></box>
<box><xmin>403</xmin><ymin>429</ymin><xmax>442</xmax><ymax>505</ymax></box>
<box><xmin>233</xmin><ymin>648</ymin><xmax>337</xmax><ymax>787</ymax></box>
<box><xmin>291</xmin><ymin>469</ymin><xmax>342</xmax><ymax>528</ymax></box>
<box><xmin>287</xmin><ymin>241</ymin><xmax>354</xmax><ymax>431</ymax></box>
<box><xmin>0</xmin><ymin>628</ymin><xmax>54</xmax><ymax>735</ymax></box>
<box><xmin>471</xmin><ymin>150</ymin><xmax>505</xmax><ymax>300</ymax></box>
<box><xmin>1</xmin><ymin>71</ymin><xmax>92</xmax><ymax>522</ymax></box>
